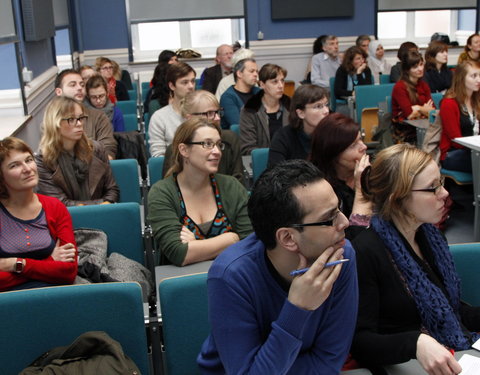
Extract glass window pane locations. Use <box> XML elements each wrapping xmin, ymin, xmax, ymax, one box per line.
<box><xmin>415</xmin><ymin>10</ymin><xmax>451</xmax><ymax>37</ymax></box>
<box><xmin>378</xmin><ymin>12</ymin><xmax>407</xmax><ymax>39</ymax></box>
<box><xmin>190</xmin><ymin>19</ymin><xmax>233</xmax><ymax>48</ymax></box>
<box><xmin>137</xmin><ymin>22</ymin><xmax>181</xmax><ymax>51</ymax></box>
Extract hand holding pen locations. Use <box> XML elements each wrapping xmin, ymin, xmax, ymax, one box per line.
<box><xmin>287</xmin><ymin>246</ymin><xmax>345</xmax><ymax>311</ymax></box>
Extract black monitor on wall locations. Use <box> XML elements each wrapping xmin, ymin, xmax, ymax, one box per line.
<box><xmin>271</xmin><ymin>0</ymin><xmax>354</xmax><ymax>20</ymax></box>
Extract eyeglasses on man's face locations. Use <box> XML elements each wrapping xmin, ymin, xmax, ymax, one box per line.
<box><xmin>62</xmin><ymin>116</ymin><xmax>88</xmax><ymax>126</ymax></box>
<box><xmin>185</xmin><ymin>140</ymin><xmax>225</xmax><ymax>150</ymax></box>
<box><xmin>290</xmin><ymin>201</ymin><xmax>344</xmax><ymax>228</ymax></box>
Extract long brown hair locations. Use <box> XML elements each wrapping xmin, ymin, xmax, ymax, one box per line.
<box><xmin>400</xmin><ymin>50</ymin><xmax>424</xmax><ymax>104</ymax></box>
<box><xmin>445</xmin><ymin>60</ymin><xmax>480</xmax><ymax>119</ymax></box>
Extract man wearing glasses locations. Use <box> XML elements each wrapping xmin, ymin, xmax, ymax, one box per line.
<box><xmin>54</xmin><ymin>69</ymin><xmax>117</xmax><ymax>159</ymax></box>
<box><xmin>198</xmin><ymin>159</ymin><xmax>358</xmax><ymax>374</ymax></box>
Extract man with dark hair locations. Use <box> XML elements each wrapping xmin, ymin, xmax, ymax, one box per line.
<box><xmin>220</xmin><ymin>58</ymin><xmax>260</xmax><ymax>129</ymax></box>
<box><xmin>356</xmin><ymin>35</ymin><xmax>371</xmax><ymax>55</ymax></box>
<box><xmin>201</xmin><ymin>44</ymin><xmax>234</xmax><ymax>94</ymax></box>
<box><xmin>148</xmin><ymin>62</ymin><xmax>196</xmax><ymax>157</ymax></box>
<box><xmin>55</xmin><ymin>69</ymin><xmax>117</xmax><ymax>159</ymax></box>
<box><xmin>198</xmin><ymin>159</ymin><xmax>358</xmax><ymax>374</ymax></box>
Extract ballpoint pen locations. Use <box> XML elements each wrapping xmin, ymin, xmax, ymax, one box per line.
<box><xmin>289</xmin><ymin>259</ymin><xmax>350</xmax><ymax>276</ymax></box>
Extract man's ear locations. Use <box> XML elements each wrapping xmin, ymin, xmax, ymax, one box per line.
<box><xmin>54</xmin><ymin>88</ymin><xmax>63</xmax><ymax>96</ymax></box>
<box><xmin>275</xmin><ymin>227</ymin><xmax>300</xmax><ymax>253</ymax></box>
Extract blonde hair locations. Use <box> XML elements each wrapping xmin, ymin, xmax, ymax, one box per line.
<box><xmin>180</xmin><ymin>90</ymin><xmax>219</xmax><ymax>118</ymax></box>
<box><xmin>361</xmin><ymin>144</ymin><xmax>432</xmax><ymax>222</ymax></box>
<box><xmin>39</xmin><ymin>96</ymin><xmax>93</xmax><ymax>169</ymax></box>
<box><xmin>165</xmin><ymin>117</ymin><xmax>221</xmax><ymax>177</ymax></box>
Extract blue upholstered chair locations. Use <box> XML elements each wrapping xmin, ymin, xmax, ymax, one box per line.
<box><xmin>441</xmin><ymin>168</ymin><xmax>473</xmax><ymax>185</ymax></box>
<box><xmin>109</xmin><ymin>159</ymin><xmax>142</xmax><ymax>204</ymax></box>
<box><xmin>141</xmin><ymin>82</ymin><xmax>151</xmax><ymax>102</ymax></box>
<box><xmin>116</xmin><ymin>100</ymin><xmax>137</xmax><ymax>116</ymax></box>
<box><xmin>329</xmin><ymin>76</ymin><xmax>346</xmax><ymax>112</ymax></box>
<box><xmin>123</xmin><ymin>113</ymin><xmax>139</xmax><ymax>132</ymax></box>
<box><xmin>355</xmin><ymin>83</ymin><xmax>395</xmax><ymax>125</ymax></box>
<box><xmin>251</xmin><ymin>148</ymin><xmax>269</xmax><ymax>183</ymax></box>
<box><xmin>450</xmin><ymin>243</ymin><xmax>480</xmax><ymax>306</ymax></box>
<box><xmin>230</xmin><ymin>124</ymin><xmax>240</xmax><ymax>136</ymax></box>
<box><xmin>148</xmin><ymin>156</ymin><xmax>165</xmax><ymax>186</ymax></box>
<box><xmin>379</xmin><ymin>74</ymin><xmax>391</xmax><ymax>84</ymax></box>
<box><xmin>159</xmin><ymin>273</ymin><xmax>209</xmax><ymax>375</ymax></box>
<box><xmin>68</xmin><ymin>202</ymin><xmax>144</xmax><ymax>264</ymax></box>
<box><xmin>0</xmin><ymin>282</ymin><xmax>149</xmax><ymax>375</ymax></box>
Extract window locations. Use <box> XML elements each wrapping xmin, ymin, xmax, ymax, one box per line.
<box><xmin>131</xmin><ymin>18</ymin><xmax>245</xmax><ymax>62</ymax></box>
<box><xmin>377</xmin><ymin>9</ymin><xmax>475</xmax><ymax>48</ymax></box>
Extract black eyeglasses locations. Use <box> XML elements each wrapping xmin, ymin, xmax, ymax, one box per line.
<box><xmin>411</xmin><ymin>177</ymin><xmax>445</xmax><ymax>196</ymax></box>
<box><xmin>62</xmin><ymin>116</ymin><xmax>88</xmax><ymax>126</ymax></box>
<box><xmin>185</xmin><ymin>140</ymin><xmax>225</xmax><ymax>150</ymax></box>
<box><xmin>290</xmin><ymin>201</ymin><xmax>343</xmax><ymax>228</ymax></box>
<box><xmin>190</xmin><ymin>109</ymin><xmax>224</xmax><ymax>120</ymax></box>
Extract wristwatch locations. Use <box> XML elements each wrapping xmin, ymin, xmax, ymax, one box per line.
<box><xmin>14</xmin><ymin>258</ymin><xmax>24</xmax><ymax>274</ymax></box>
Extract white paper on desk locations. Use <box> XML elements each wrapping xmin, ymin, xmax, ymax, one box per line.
<box><xmin>458</xmin><ymin>354</ymin><xmax>480</xmax><ymax>374</ymax></box>
<box><xmin>472</xmin><ymin>336</ymin><xmax>480</xmax><ymax>351</ymax></box>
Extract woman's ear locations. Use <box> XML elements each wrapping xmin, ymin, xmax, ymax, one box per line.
<box><xmin>178</xmin><ymin>143</ymin><xmax>189</xmax><ymax>158</ymax></box>
<box><xmin>296</xmin><ymin>108</ymin><xmax>305</xmax><ymax>120</ymax></box>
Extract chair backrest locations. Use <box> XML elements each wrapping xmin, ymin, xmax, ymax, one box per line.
<box><xmin>141</xmin><ymin>82</ymin><xmax>150</xmax><ymax>102</ymax></box>
<box><xmin>449</xmin><ymin>243</ymin><xmax>480</xmax><ymax>306</ymax></box>
<box><xmin>251</xmin><ymin>147</ymin><xmax>269</xmax><ymax>182</ymax></box>
<box><xmin>159</xmin><ymin>273</ymin><xmax>210</xmax><ymax>375</ymax></box>
<box><xmin>116</xmin><ymin>100</ymin><xmax>137</xmax><ymax>116</ymax></box>
<box><xmin>68</xmin><ymin>202</ymin><xmax>144</xmax><ymax>264</ymax></box>
<box><xmin>230</xmin><ymin>124</ymin><xmax>240</xmax><ymax>136</ymax></box>
<box><xmin>329</xmin><ymin>76</ymin><xmax>347</xmax><ymax>112</ymax></box>
<box><xmin>0</xmin><ymin>282</ymin><xmax>149</xmax><ymax>375</ymax></box>
<box><xmin>128</xmin><ymin>89</ymin><xmax>138</xmax><ymax>102</ymax></box>
<box><xmin>355</xmin><ymin>83</ymin><xmax>395</xmax><ymax>125</ymax></box>
<box><xmin>109</xmin><ymin>158</ymin><xmax>142</xmax><ymax>204</ymax></box>
<box><xmin>386</xmin><ymin>95</ymin><xmax>392</xmax><ymax>113</ymax></box>
<box><xmin>441</xmin><ymin>168</ymin><xmax>473</xmax><ymax>185</ymax></box>
<box><xmin>431</xmin><ymin>92</ymin><xmax>443</xmax><ymax>108</ymax></box>
<box><xmin>379</xmin><ymin>74</ymin><xmax>391</xmax><ymax>84</ymax></box>
<box><xmin>148</xmin><ymin>156</ymin><xmax>165</xmax><ymax>186</ymax></box>
<box><xmin>123</xmin><ymin>113</ymin><xmax>139</xmax><ymax>132</ymax></box>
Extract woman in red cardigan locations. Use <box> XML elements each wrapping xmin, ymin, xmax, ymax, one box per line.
<box><xmin>439</xmin><ymin>60</ymin><xmax>480</xmax><ymax>173</ymax></box>
<box><xmin>0</xmin><ymin>137</ymin><xmax>77</xmax><ymax>291</ymax></box>
<box><xmin>392</xmin><ymin>50</ymin><xmax>435</xmax><ymax>144</ymax></box>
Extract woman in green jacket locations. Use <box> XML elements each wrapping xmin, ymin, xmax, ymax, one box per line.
<box><xmin>148</xmin><ymin>117</ymin><xmax>252</xmax><ymax>266</ymax></box>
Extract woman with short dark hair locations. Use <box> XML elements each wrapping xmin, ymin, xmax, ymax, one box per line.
<box><xmin>268</xmin><ymin>84</ymin><xmax>329</xmax><ymax>167</ymax></box>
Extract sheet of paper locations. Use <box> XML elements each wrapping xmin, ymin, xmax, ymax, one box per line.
<box><xmin>459</xmin><ymin>354</ymin><xmax>480</xmax><ymax>375</ymax></box>
<box><xmin>471</xmin><ymin>336</ymin><xmax>480</xmax><ymax>351</ymax></box>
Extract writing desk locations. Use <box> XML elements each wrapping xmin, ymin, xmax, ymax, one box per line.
<box><xmin>341</xmin><ymin>349</ymin><xmax>480</xmax><ymax>374</ymax></box>
<box><xmin>453</xmin><ymin>135</ymin><xmax>480</xmax><ymax>241</ymax></box>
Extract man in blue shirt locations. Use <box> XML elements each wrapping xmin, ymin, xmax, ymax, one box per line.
<box><xmin>198</xmin><ymin>159</ymin><xmax>358</xmax><ymax>374</ymax></box>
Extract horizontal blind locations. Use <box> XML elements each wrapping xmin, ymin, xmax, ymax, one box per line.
<box><xmin>128</xmin><ymin>0</ymin><xmax>244</xmax><ymax>22</ymax></box>
<box><xmin>378</xmin><ymin>0</ymin><xmax>476</xmax><ymax>11</ymax></box>
<box><xmin>0</xmin><ymin>0</ymin><xmax>17</xmax><ymax>42</ymax></box>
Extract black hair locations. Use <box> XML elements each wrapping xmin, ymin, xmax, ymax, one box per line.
<box><xmin>55</xmin><ymin>69</ymin><xmax>79</xmax><ymax>89</ymax></box>
<box><xmin>248</xmin><ymin>159</ymin><xmax>325</xmax><ymax>249</ymax></box>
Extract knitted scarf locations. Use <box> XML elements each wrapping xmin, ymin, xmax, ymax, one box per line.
<box><xmin>370</xmin><ymin>215</ymin><xmax>479</xmax><ymax>350</ymax></box>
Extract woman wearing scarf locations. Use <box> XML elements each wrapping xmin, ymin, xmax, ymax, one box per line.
<box><xmin>367</xmin><ymin>40</ymin><xmax>391</xmax><ymax>84</ymax></box>
<box><xmin>95</xmin><ymin>57</ymin><xmax>129</xmax><ymax>104</ymax></box>
<box><xmin>35</xmin><ymin>96</ymin><xmax>119</xmax><ymax>206</ymax></box>
<box><xmin>351</xmin><ymin>144</ymin><xmax>480</xmax><ymax>375</ymax></box>
<box><xmin>85</xmin><ymin>75</ymin><xmax>125</xmax><ymax>132</ymax></box>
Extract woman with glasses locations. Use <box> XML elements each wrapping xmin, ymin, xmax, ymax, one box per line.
<box><xmin>239</xmin><ymin>64</ymin><xmax>290</xmax><ymax>155</ymax></box>
<box><xmin>163</xmin><ymin>90</ymin><xmax>243</xmax><ymax>181</ymax></box>
<box><xmin>439</xmin><ymin>60</ymin><xmax>480</xmax><ymax>173</ymax></box>
<box><xmin>351</xmin><ymin>144</ymin><xmax>479</xmax><ymax>374</ymax></box>
<box><xmin>147</xmin><ymin>117</ymin><xmax>252</xmax><ymax>266</ymax></box>
<box><xmin>309</xmin><ymin>113</ymin><xmax>371</xmax><ymax>240</ymax></box>
<box><xmin>268</xmin><ymin>85</ymin><xmax>329</xmax><ymax>168</ymax></box>
<box><xmin>35</xmin><ymin>96</ymin><xmax>119</xmax><ymax>206</ymax></box>
<box><xmin>94</xmin><ymin>57</ymin><xmax>129</xmax><ymax>104</ymax></box>
<box><xmin>85</xmin><ymin>75</ymin><xmax>125</xmax><ymax>132</ymax></box>
<box><xmin>0</xmin><ymin>137</ymin><xmax>77</xmax><ymax>291</ymax></box>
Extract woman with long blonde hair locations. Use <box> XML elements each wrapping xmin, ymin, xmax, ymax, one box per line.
<box><xmin>148</xmin><ymin>117</ymin><xmax>252</xmax><ymax>266</ymax></box>
<box><xmin>35</xmin><ymin>96</ymin><xmax>119</xmax><ymax>206</ymax></box>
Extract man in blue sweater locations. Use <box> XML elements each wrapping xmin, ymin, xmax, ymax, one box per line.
<box><xmin>198</xmin><ymin>159</ymin><xmax>358</xmax><ymax>374</ymax></box>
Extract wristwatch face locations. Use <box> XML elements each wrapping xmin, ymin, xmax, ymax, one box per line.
<box><xmin>15</xmin><ymin>259</ymin><xmax>23</xmax><ymax>274</ymax></box>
